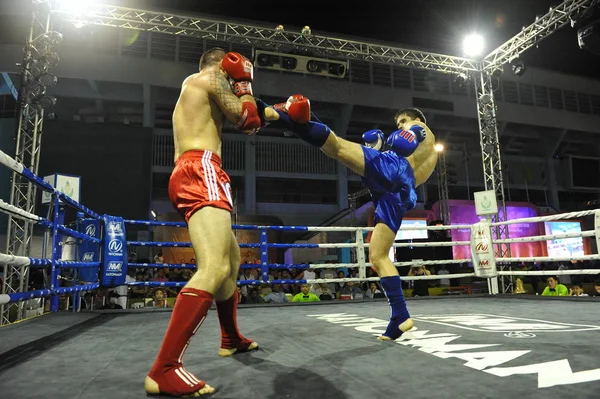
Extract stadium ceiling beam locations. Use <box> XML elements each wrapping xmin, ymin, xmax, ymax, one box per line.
<box><xmin>483</xmin><ymin>0</ymin><xmax>595</xmax><ymax>70</ymax></box>
<box><xmin>51</xmin><ymin>5</ymin><xmax>479</xmax><ymax>74</ymax></box>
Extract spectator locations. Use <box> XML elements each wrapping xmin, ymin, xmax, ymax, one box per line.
<box><xmin>153</xmin><ymin>269</ymin><xmax>168</xmax><ymax>283</ymax></box>
<box><xmin>339</xmin><ymin>281</ymin><xmax>363</xmax><ymax>299</ymax></box>
<box><xmin>594</xmin><ymin>280</ymin><xmax>600</xmax><ymax>297</ymax></box>
<box><xmin>437</xmin><ymin>265</ymin><xmax>450</xmax><ymax>287</ymax></box>
<box><xmin>570</xmin><ymin>282</ymin><xmax>589</xmax><ymax>297</ymax></box>
<box><xmin>365</xmin><ymin>282</ymin><xmax>384</xmax><ymax>299</ymax></box>
<box><xmin>100</xmin><ymin>291</ymin><xmax>123</xmax><ymax>310</ymax></box>
<box><xmin>153</xmin><ymin>250</ymin><xmax>164</xmax><ymax>264</ymax></box>
<box><xmin>409</xmin><ymin>265</ymin><xmax>431</xmax><ymax>297</ymax></box>
<box><xmin>263</xmin><ymin>284</ymin><xmax>288</xmax><ymax>303</ymax></box>
<box><xmin>292</xmin><ymin>284</ymin><xmax>320</xmax><ymax>302</ymax></box>
<box><xmin>246</xmin><ymin>288</ymin><xmax>264</xmax><ymax>304</ymax></box>
<box><xmin>541</xmin><ymin>276</ymin><xmax>569</xmax><ymax>296</ymax></box>
<box><xmin>147</xmin><ymin>289</ymin><xmax>169</xmax><ymax>308</ymax></box>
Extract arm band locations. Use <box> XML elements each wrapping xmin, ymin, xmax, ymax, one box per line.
<box><xmin>236</xmin><ymin>101</ymin><xmax>261</xmax><ymax>131</ymax></box>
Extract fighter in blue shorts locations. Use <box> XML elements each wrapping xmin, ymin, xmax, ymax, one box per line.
<box><xmin>261</xmin><ymin>95</ymin><xmax>438</xmax><ymax>340</ymax></box>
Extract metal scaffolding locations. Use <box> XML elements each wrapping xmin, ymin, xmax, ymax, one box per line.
<box><xmin>483</xmin><ymin>0</ymin><xmax>595</xmax><ymax>70</ymax></box>
<box><xmin>436</xmin><ymin>151</ymin><xmax>450</xmax><ymax>227</ymax></box>
<box><xmin>1</xmin><ymin>0</ymin><xmax>60</xmax><ymax>325</ymax></box>
<box><xmin>1</xmin><ymin>0</ymin><xmax>593</xmax><ymax>323</ymax></box>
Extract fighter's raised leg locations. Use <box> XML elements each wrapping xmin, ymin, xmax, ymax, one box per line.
<box><xmin>369</xmin><ymin>222</ymin><xmax>413</xmax><ymax>341</ymax></box>
<box><xmin>263</xmin><ymin>101</ymin><xmax>366</xmax><ymax>175</ymax></box>
<box><xmin>215</xmin><ymin>232</ymin><xmax>258</xmax><ymax>357</ymax></box>
<box><xmin>146</xmin><ymin>206</ymin><xmax>233</xmax><ymax>397</ymax></box>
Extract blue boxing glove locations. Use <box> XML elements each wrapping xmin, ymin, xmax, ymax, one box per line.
<box><xmin>362</xmin><ymin>129</ymin><xmax>385</xmax><ymax>151</ymax></box>
<box><xmin>407</xmin><ymin>124</ymin><xmax>427</xmax><ymax>143</ymax></box>
<box><xmin>386</xmin><ymin>129</ymin><xmax>419</xmax><ymax>157</ymax></box>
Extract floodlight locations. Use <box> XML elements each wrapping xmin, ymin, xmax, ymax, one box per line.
<box><xmin>435</xmin><ymin>144</ymin><xmax>444</xmax><ymax>153</ymax></box>
<box><xmin>462</xmin><ymin>34</ymin><xmax>485</xmax><ymax>57</ymax></box>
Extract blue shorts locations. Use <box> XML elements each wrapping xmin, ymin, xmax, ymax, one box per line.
<box><xmin>361</xmin><ymin>146</ymin><xmax>417</xmax><ymax>234</ymax></box>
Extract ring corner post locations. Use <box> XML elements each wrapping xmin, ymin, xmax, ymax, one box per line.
<box><xmin>260</xmin><ymin>228</ymin><xmax>268</xmax><ymax>283</ymax></box>
<box><xmin>49</xmin><ymin>196</ymin><xmax>65</xmax><ymax>312</ymax></box>
<box><xmin>594</xmin><ymin>210</ymin><xmax>600</xmax><ymax>254</ymax></box>
<box><xmin>355</xmin><ymin>228</ymin><xmax>366</xmax><ymax>279</ymax></box>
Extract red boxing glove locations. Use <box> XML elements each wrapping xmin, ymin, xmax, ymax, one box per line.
<box><xmin>274</xmin><ymin>94</ymin><xmax>311</xmax><ymax>124</ymax></box>
<box><xmin>221</xmin><ymin>52</ymin><xmax>254</xmax><ymax>97</ymax></box>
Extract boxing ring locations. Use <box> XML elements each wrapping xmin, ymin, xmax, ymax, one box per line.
<box><xmin>2</xmin><ymin>150</ymin><xmax>600</xmax><ymax>397</ymax></box>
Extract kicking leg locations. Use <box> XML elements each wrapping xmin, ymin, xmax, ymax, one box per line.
<box><xmin>215</xmin><ymin>232</ymin><xmax>258</xmax><ymax>357</ymax></box>
<box><xmin>319</xmin><ymin>132</ymin><xmax>366</xmax><ymax>176</ymax></box>
<box><xmin>145</xmin><ymin>207</ymin><xmax>233</xmax><ymax>397</ymax></box>
<box><xmin>369</xmin><ymin>222</ymin><xmax>413</xmax><ymax>341</ymax></box>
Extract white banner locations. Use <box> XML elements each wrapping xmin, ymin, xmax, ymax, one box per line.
<box><xmin>470</xmin><ymin>221</ymin><xmax>498</xmax><ymax>278</ymax></box>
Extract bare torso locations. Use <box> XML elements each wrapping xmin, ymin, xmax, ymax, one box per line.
<box><xmin>172</xmin><ymin>72</ymin><xmax>224</xmax><ymax>162</ymax></box>
<box><xmin>405</xmin><ymin>122</ymin><xmax>437</xmax><ymax>187</ymax></box>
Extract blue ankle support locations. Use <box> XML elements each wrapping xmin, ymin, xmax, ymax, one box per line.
<box><xmin>380</xmin><ymin>275</ymin><xmax>410</xmax><ymax>339</ymax></box>
<box><xmin>272</xmin><ymin>110</ymin><xmax>331</xmax><ymax>148</ymax></box>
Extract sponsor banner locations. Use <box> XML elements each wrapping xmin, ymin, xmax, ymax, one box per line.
<box><xmin>78</xmin><ymin>218</ymin><xmax>100</xmax><ymax>282</ymax></box>
<box><xmin>470</xmin><ymin>221</ymin><xmax>497</xmax><ymax>278</ymax></box>
<box><xmin>101</xmin><ymin>215</ymin><xmax>127</xmax><ymax>287</ymax></box>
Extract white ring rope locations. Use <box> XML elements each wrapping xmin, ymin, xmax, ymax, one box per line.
<box><xmin>303</xmin><ymin>224</ymin><xmax>471</xmax><ymax>232</ymax></box>
<box><xmin>0</xmin><ymin>149</ymin><xmax>24</xmax><ymax>174</ymax></box>
<box><xmin>0</xmin><ymin>253</ymin><xmax>30</xmax><ymax>267</ymax></box>
<box><xmin>301</xmin><ymin>258</ymin><xmax>470</xmax><ymax>270</ymax></box>
<box><xmin>494</xmin><ymin>230</ymin><xmax>596</xmax><ymax>244</ymax></box>
<box><xmin>314</xmin><ymin>241</ymin><xmax>469</xmax><ymax>249</ymax></box>
<box><xmin>498</xmin><ymin>270</ymin><xmax>600</xmax><ymax>276</ymax></box>
<box><xmin>0</xmin><ymin>199</ymin><xmax>41</xmax><ymax>223</ymax></box>
<box><xmin>490</xmin><ymin>209</ymin><xmax>597</xmax><ymax>227</ymax></box>
<box><xmin>307</xmin><ymin>273</ymin><xmax>476</xmax><ymax>285</ymax></box>
<box><xmin>496</xmin><ymin>254</ymin><xmax>600</xmax><ymax>263</ymax></box>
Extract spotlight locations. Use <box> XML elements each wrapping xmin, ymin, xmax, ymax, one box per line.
<box><xmin>32</xmin><ymin>95</ymin><xmax>56</xmax><ymax>110</ymax></box>
<box><xmin>281</xmin><ymin>57</ymin><xmax>297</xmax><ymax>70</ymax></box>
<box><xmin>41</xmin><ymin>31</ymin><xmax>63</xmax><ymax>46</ymax></box>
<box><xmin>454</xmin><ymin>72</ymin><xmax>468</xmax><ymax>86</ymax></box>
<box><xmin>275</xmin><ymin>24</ymin><xmax>284</xmax><ymax>32</ymax></box>
<box><xmin>307</xmin><ymin>60</ymin><xmax>325</xmax><ymax>72</ymax></box>
<box><xmin>301</xmin><ymin>26</ymin><xmax>312</xmax><ymax>35</ymax></box>
<box><xmin>150</xmin><ymin>210</ymin><xmax>158</xmax><ymax>220</ymax></box>
<box><xmin>40</xmin><ymin>52</ymin><xmax>60</xmax><ymax>68</ymax></box>
<box><xmin>434</xmin><ymin>143</ymin><xmax>444</xmax><ymax>152</ymax></box>
<box><xmin>462</xmin><ymin>34</ymin><xmax>485</xmax><ymax>57</ymax></box>
<box><xmin>328</xmin><ymin>63</ymin><xmax>345</xmax><ymax>76</ymax></box>
<box><xmin>37</xmin><ymin>72</ymin><xmax>57</xmax><ymax>87</ymax></box>
<box><xmin>511</xmin><ymin>59</ymin><xmax>526</xmax><ymax>76</ymax></box>
<box><xmin>28</xmin><ymin>81</ymin><xmax>46</xmax><ymax>97</ymax></box>
<box><xmin>256</xmin><ymin>53</ymin><xmax>269</xmax><ymax>67</ymax></box>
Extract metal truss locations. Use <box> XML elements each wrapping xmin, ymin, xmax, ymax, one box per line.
<box><xmin>436</xmin><ymin>152</ymin><xmax>450</xmax><ymax>229</ymax></box>
<box><xmin>51</xmin><ymin>5</ymin><xmax>479</xmax><ymax>74</ymax></box>
<box><xmin>474</xmin><ymin>70</ymin><xmax>513</xmax><ymax>293</ymax></box>
<box><xmin>1</xmin><ymin>1</ymin><xmax>55</xmax><ymax>325</ymax></box>
<box><xmin>483</xmin><ymin>0</ymin><xmax>595</xmax><ymax>70</ymax></box>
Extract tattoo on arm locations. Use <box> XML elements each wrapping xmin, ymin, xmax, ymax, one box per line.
<box><xmin>207</xmin><ymin>71</ymin><xmax>243</xmax><ymax>123</ymax></box>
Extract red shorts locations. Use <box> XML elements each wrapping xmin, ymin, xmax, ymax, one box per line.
<box><xmin>168</xmin><ymin>150</ymin><xmax>233</xmax><ymax>223</ymax></box>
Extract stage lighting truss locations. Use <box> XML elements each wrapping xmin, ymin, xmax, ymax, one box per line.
<box><xmin>483</xmin><ymin>0</ymin><xmax>595</xmax><ymax>71</ymax></box>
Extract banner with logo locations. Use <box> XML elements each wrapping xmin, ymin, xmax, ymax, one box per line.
<box><xmin>470</xmin><ymin>221</ymin><xmax>498</xmax><ymax>278</ymax></box>
<box><xmin>77</xmin><ymin>218</ymin><xmax>100</xmax><ymax>282</ymax></box>
<box><xmin>100</xmin><ymin>215</ymin><xmax>128</xmax><ymax>287</ymax></box>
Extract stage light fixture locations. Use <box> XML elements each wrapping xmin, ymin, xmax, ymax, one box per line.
<box><xmin>434</xmin><ymin>143</ymin><xmax>444</xmax><ymax>153</ymax></box>
<box><xmin>301</xmin><ymin>26</ymin><xmax>311</xmax><ymax>35</ymax></box>
<box><xmin>37</xmin><ymin>72</ymin><xmax>57</xmax><ymax>87</ymax></box>
<box><xmin>281</xmin><ymin>57</ymin><xmax>297</xmax><ymax>70</ymax></box>
<box><xmin>256</xmin><ymin>53</ymin><xmax>270</xmax><ymax>67</ymax></box>
<box><xmin>328</xmin><ymin>63</ymin><xmax>345</xmax><ymax>76</ymax></box>
<box><xmin>32</xmin><ymin>95</ymin><xmax>56</xmax><ymax>110</ymax></box>
<box><xmin>462</xmin><ymin>34</ymin><xmax>485</xmax><ymax>57</ymax></box>
<box><xmin>511</xmin><ymin>59</ymin><xmax>526</xmax><ymax>76</ymax></box>
<box><xmin>40</xmin><ymin>31</ymin><xmax>63</xmax><ymax>46</ymax></box>
<box><xmin>40</xmin><ymin>52</ymin><xmax>60</xmax><ymax>68</ymax></box>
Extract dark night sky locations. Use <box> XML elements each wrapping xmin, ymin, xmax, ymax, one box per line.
<box><xmin>117</xmin><ymin>0</ymin><xmax>600</xmax><ymax>79</ymax></box>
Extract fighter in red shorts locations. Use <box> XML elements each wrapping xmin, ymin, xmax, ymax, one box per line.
<box><xmin>145</xmin><ymin>48</ymin><xmax>262</xmax><ymax>397</ymax></box>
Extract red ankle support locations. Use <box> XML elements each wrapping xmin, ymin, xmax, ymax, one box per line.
<box><xmin>148</xmin><ymin>288</ymin><xmax>213</xmax><ymax>395</ymax></box>
<box><xmin>216</xmin><ymin>290</ymin><xmax>249</xmax><ymax>348</ymax></box>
